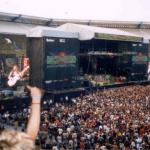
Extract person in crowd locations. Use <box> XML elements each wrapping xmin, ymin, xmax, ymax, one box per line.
<box><xmin>0</xmin><ymin>85</ymin><xmax>44</xmax><ymax>150</ymax></box>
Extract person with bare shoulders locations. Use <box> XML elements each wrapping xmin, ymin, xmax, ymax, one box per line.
<box><xmin>0</xmin><ymin>85</ymin><xmax>44</xmax><ymax>150</ymax></box>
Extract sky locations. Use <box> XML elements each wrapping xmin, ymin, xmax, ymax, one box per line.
<box><xmin>0</xmin><ymin>0</ymin><xmax>150</xmax><ymax>22</ymax></box>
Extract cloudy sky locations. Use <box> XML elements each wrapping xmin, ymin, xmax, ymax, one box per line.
<box><xmin>0</xmin><ymin>0</ymin><xmax>150</xmax><ymax>21</ymax></box>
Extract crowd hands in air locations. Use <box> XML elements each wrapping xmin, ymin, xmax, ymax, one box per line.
<box><xmin>0</xmin><ymin>85</ymin><xmax>150</xmax><ymax>149</ymax></box>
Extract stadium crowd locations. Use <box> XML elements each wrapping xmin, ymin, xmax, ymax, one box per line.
<box><xmin>0</xmin><ymin>85</ymin><xmax>150</xmax><ymax>149</ymax></box>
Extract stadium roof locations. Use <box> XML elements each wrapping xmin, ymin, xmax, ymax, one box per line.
<box><xmin>1</xmin><ymin>12</ymin><xmax>150</xmax><ymax>28</ymax></box>
<box><xmin>0</xmin><ymin>12</ymin><xmax>56</xmax><ymax>26</ymax></box>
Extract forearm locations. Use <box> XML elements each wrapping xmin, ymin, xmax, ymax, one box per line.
<box><xmin>8</xmin><ymin>71</ymin><xmax>12</xmax><ymax>79</ymax></box>
<box><xmin>26</xmin><ymin>98</ymin><xmax>41</xmax><ymax>140</ymax></box>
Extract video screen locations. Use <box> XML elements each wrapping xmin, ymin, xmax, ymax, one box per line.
<box><xmin>45</xmin><ymin>37</ymin><xmax>79</xmax><ymax>81</ymax></box>
<box><xmin>0</xmin><ymin>34</ymin><xmax>29</xmax><ymax>100</ymax></box>
<box><xmin>46</xmin><ymin>55</ymin><xmax>76</xmax><ymax>66</ymax></box>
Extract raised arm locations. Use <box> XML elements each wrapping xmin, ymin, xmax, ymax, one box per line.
<box><xmin>20</xmin><ymin>65</ymin><xmax>29</xmax><ymax>78</ymax></box>
<box><xmin>26</xmin><ymin>85</ymin><xmax>44</xmax><ymax>140</ymax></box>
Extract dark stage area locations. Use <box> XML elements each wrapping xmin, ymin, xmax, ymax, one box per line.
<box><xmin>79</xmin><ymin>39</ymin><xmax>148</xmax><ymax>84</ymax></box>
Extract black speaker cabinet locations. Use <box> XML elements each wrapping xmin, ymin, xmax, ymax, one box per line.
<box><xmin>27</xmin><ymin>35</ymin><xmax>79</xmax><ymax>89</ymax></box>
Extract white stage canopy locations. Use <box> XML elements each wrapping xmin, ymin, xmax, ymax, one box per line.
<box><xmin>0</xmin><ymin>21</ymin><xmax>147</xmax><ymax>42</ymax></box>
<box><xmin>0</xmin><ymin>21</ymin><xmax>78</xmax><ymax>38</ymax></box>
<box><xmin>57</xmin><ymin>23</ymin><xmax>143</xmax><ymax>42</ymax></box>
<box><xmin>26</xmin><ymin>26</ymin><xmax>78</xmax><ymax>38</ymax></box>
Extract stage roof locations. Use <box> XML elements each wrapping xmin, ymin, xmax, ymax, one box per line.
<box><xmin>119</xmin><ymin>28</ymin><xmax>150</xmax><ymax>42</ymax></box>
<box><xmin>57</xmin><ymin>23</ymin><xmax>143</xmax><ymax>42</ymax></box>
<box><xmin>0</xmin><ymin>21</ymin><xmax>78</xmax><ymax>38</ymax></box>
<box><xmin>0</xmin><ymin>18</ymin><xmax>149</xmax><ymax>43</ymax></box>
<box><xmin>27</xmin><ymin>26</ymin><xmax>78</xmax><ymax>38</ymax></box>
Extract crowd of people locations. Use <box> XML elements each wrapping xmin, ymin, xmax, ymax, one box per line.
<box><xmin>0</xmin><ymin>85</ymin><xmax>150</xmax><ymax>149</ymax></box>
